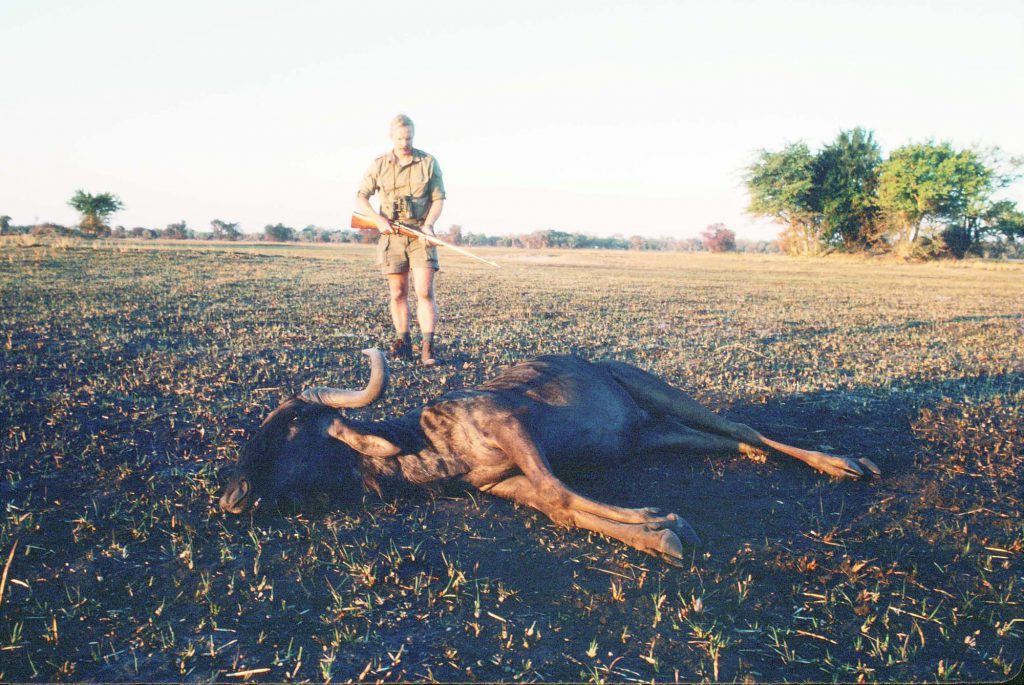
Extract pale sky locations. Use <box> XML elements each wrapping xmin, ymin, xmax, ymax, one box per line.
<box><xmin>2</xmin><ymin>0</ymin><xmax>1022</xmax><ymax>239</ymax></box>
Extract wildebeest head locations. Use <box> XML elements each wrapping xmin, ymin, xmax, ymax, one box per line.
<box><xmin>219</xmin><ymin>349</ymin><xmax>391</xmax><ymax>514</ymax></box>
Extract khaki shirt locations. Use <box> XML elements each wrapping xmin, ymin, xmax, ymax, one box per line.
<box><xmin>357</xmin><ymin>148</ymin><xmax>445</xmax><ymax>224</ymax></box>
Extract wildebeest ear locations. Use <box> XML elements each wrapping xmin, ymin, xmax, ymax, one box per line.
<box><xmin>325</xmin><ymin>418</ymin><xmax>401</xmax><ymax>458</ymax></box>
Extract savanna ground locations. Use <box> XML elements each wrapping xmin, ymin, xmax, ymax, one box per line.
<box><xmin>0</xmin><ymin>240</ymin><xmax>1021</xmax><ymax>683</ymax></box>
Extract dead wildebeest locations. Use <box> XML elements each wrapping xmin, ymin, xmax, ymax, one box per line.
<box><xmin>221</xmin><ymin>349</ymin><xmax>880</xmax><ymax>564</ymax></box>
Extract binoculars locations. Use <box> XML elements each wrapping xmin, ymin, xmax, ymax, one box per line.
<box><xmin>391</xmin><ymin>195</ymin><xmax>415</xmax><ymax>221</ymax></box>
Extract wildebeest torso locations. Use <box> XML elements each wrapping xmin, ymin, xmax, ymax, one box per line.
<box><xmin>415</xmin><ymin>356</ymin><xmax>647</xmax><ymax>484</ymax></box>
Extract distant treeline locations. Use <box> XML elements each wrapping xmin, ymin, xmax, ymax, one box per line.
<box><xmin>8</xmin><ymin>132</ymin><xmax>1024</xmax><ymax>261</ymax></box>
<box><xmin>0</xmin><ymin>215</ymin><xmax>779</xmax><ymax>254</ymax></box>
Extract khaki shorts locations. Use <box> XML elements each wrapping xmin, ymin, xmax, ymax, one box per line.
<box><xmin>377</xmin><ymin>234</ymin><xmax>440</xmax><ymax>274</ymax></box>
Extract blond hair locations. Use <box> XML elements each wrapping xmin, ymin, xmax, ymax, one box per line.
<box><xmin>390</xmin><ymin>114</ymin><xmax>415</xmax><ymax>133</ymax></box>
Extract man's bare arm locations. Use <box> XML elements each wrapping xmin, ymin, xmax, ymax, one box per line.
<box><xmin>355</xmin><ymin>193</ymin><xmax>396</xmax><ymax>234</ymax></box>
<box><xmin>421</xmin><ymin>199</ymin><xmax>445</xmax><ymax>235</ymax></box>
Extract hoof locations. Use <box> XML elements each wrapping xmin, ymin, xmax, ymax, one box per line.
<box><xmin>819</xmin><ymin>454</ymin><xmax>879</xmax><ymax>480</ymax></box>
<box><xmin>641</xmin><ymin>520</ymin><xmax>700</xmax><ymax>566</ymax></box>
<box><xmin>674</xmin><ymin>516</ymin><xmax>701</xmax><ymax>547</ymax></box>
<box><xmin>859</xmin><ymin>457</ymin><xmax>882</xmax><ymax>477</ymax></box>
<box><xmin>832</xmin><ymin>455</ymin><xmax>882</xmax><ymax>480</ymax></box>
<box><xmin>658</xmin><ymin>512</ymin><xmax>700</xmax><ymax>546</ymax></box>
<box><xmin>655</xmin><ymin>529</ymin><xmax>685</xmax><ymax>564</ymax></box>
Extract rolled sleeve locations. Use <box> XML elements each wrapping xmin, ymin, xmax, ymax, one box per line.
<box><xmin>429</xmin><ymin>159</ymin><xmax>446</xmax><ymax>201</ymax></box>
<box><xmin>356</xmin><ymin>161</ymin><xmax>379</xmax><ymax>199</ymax></box>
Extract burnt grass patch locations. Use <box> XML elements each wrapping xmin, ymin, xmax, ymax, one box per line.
<box><xmin>0</xmin><ymin>243</ymin><xmax>1021</xmax><ymax>682</ymax></box>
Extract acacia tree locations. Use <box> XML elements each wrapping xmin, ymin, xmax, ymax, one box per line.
<box><xmin>211</xmin><ymin>219</ymin><xmax>242</xmax><ymax>241</ymax></box>
<box><xmin>876</xmin><ymin>142</ymin><xmax>997</xmax><ymax>258</ymax></box>
<box><xmin>939</xmin><ymin>149</ymin><xmax>1022</xmax><ymax>257</ymax></box>
<box><xmin>875</xmin><ymin>144</ymin><xmax>944</xmax><ymax>256</ymax></box>
<box><xmin>977</xmin><ymin>200</ymin><xmax>1024</xmax><ymax>254</ymax></box>
<box><xmin>68</xmin><ymin>190</ymin><xmax>124</xmax><ymax>237</ymax></box>
<box><xmin>264</xmin><ymin>223</ymin><xmax>296</xmax><ymax>242</ymax></box>
<box><xmin>745</xmin><ymin>143</ymin><xmax>824</xmax><ymax>255</ymax></box>
<box><xmin>163</xmin><ymin>221</ymin><xmax>193</xmax><ymax>239</ymax></box>
<box><xmin>814</xmin><ymin>128</ymin><xmax>882</xmax><ymax>249</ymax></box>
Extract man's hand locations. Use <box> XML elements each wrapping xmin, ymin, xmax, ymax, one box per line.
<box><xmin>375</xmin><ymin>216</ymin><xmax>397</xmax><ymax>235</ymax></box>
<box><xmin>418</xmin><ymin>223</ymin><xmax>438</xmax><ymax>244</ymax></box>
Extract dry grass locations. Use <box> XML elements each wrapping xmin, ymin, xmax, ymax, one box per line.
<box><xmin>0</xmin><ymin>242</ymin><xmax>1021</xmax><ymax>682</ymax></box>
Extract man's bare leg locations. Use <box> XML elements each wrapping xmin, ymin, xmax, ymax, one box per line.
<box><xmin>412</xmin><ymin>266</ymin><xmax>438</xmax><ymax>365</ymax></box>
<box><xmin>386</xmin><ymin>273</ymin><xmax>411</xmax><ymax>358</ymax></box>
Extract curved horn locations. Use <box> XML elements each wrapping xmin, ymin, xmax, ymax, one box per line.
<box><xmin>299</xmin><ymin>348</ymin><xmax>388</xmax><ymax>408</ymax></box>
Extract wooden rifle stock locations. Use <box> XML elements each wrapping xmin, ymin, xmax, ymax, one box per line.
<box><xmin>350</xmin><ymin>211</ymin><xmax>499</xmax><ymax>268</ymax></box>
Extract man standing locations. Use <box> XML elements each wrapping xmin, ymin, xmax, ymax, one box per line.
<box><xmin>356</xmin><ymin>114</ymin><xmax>445</xmax><ymax>366</ymax></box>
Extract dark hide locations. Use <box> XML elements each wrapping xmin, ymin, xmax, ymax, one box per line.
<box><xmin>221</xmin><ymin>353</ymin><xmax>879</xmax><ymax>564</ymax></box>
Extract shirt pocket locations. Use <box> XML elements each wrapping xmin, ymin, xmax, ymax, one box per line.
<box><xmin>410</xmin><ymin>163</ymin><xmax>429</xmax><ymax>198</ymax></box>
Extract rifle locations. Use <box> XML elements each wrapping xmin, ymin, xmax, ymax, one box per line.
<box><xmin>351</xmin><ymin>211</ymin><xmax>499</xmax><ymax>268</ymax></box>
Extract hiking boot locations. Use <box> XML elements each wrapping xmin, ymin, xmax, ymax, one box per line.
<box><xmin>389</xmin><ymin>332</ymin><xmax>412</xmax><ymax>360</ymax></box>
<box><xmin>420</xmin><ymin>332</ymin><xmax>439</xmax><ymax>367</ymax></box>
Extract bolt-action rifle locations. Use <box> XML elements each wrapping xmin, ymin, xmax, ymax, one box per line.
<box><xmin>350</xmin><ymin>211</ymin><xmax>499</xmax><ymax>268</ymax></box>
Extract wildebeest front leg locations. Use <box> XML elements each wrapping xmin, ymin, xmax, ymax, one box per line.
<box><xmin>485</xmin><ymin>417</ymin><xmax>692</xmax><ymax>528</ymax></box>
<box><xmin>482</xmin><ymin>475</ymin><xmax>695</xmax><ymax>566</ymax></box>
<box><xmin>472</xmin><ymin>418</ymin><xmax>698</xmax><ymax>561</ymax></box>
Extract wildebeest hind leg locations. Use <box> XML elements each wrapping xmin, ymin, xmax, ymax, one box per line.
<box><xmin>603</xmin><ymin>360</ymin><xmax>880</xmax><ymax>479</ymax></box>
<box><xmin>482</xmin><ymin>475</ymin><xmax>698</xmax><ymax>564</ymax></box>
<box><xmin>635</xmin><ymin>419</ymin><xmax>750</xmax><ymax>456</ymax></box>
